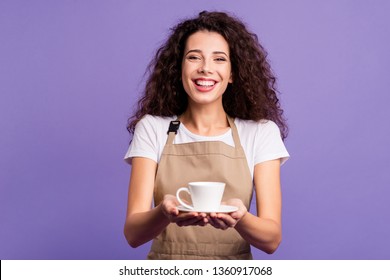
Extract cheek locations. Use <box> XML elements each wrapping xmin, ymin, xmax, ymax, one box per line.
<box><xmin>224</xmin><ymin>70</ymin><xmax>233</xmax><ymax>83</ymax></box>
<box><xmin>181</xmin><ymin>65</ymin><xmax>191</xmax><ymax>80</ymax></box>
<box><xmin>181</xmin><ymin>73</ymin><xmax>192</xmax><ymax>94</ymax></box>
<box><xmin>218</xmin><ymin>65</ymin><xmax>232</xmax><ymax>81</ymax></box>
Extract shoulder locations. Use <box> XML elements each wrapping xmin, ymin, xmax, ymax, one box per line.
<box><xmin>234</xmin><ymin>118</ymin><xmax>289</xmax><ymax>165</ymax></box>
<box><xmin>137</xmin><ymin>114</ymin><xmax>176</xmax><ymax>127</ymax></box>
<box><xmin>234</xmin><ymin>118</ymin><xmax>281</xmax><ymax>138</ymax></box>
<box><xmin>126</xmin><ymin>115</ymin><xmax>177</xmax><ymax>164</ymax></box>
<box><xmin>135</xmin><ymin>114</ymin><xmax>177</xmax><ymax>135</ymax></box>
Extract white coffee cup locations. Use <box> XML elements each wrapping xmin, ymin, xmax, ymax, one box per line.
<box><xmin>176</xmin><ymin>181</ymin><xmax>225</xmax><ymax>212</ymax></box>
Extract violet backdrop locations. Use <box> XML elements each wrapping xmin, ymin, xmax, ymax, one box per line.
<box><xmin>1</xmin><ymin>0</ymin><xmax>389</xmax><ymax>259</ymax></box>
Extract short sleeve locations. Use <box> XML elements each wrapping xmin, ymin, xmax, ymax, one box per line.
<box><xmin>124</xmin><ymin>115</ymin><xmax>159</xmax><ymax>164</ymax></box>
<box><xmin>254</xmin><ymin>121</ymin><xmax>289</xmax><ymax>165</ymax></box>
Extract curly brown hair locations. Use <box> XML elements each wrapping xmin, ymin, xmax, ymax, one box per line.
<box><xmin>127</xmin><ymin>11</ymin><xmax>288</xmax><ymax>139</ymax></box>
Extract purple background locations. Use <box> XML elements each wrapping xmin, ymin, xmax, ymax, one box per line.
<box><xmin>1</xmin><ymin>0</ymin><xmax>389</xmax><ymax>260</ymax></box>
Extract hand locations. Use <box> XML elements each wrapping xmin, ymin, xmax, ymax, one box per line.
<box><xmin>161</xmin><ymin>194</ymin><xmax>208</xmax><ymax>227</ymax></box>
<box><xmin>208</xmin><ymin>198</ymin><xmax>247</xmax><ymax>230</ymax></box>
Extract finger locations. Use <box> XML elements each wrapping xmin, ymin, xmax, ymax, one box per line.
<box><xmin>230</xmin><ymin>211</ymin><xmax>244</xmax><ymax>220</ymax></box>
<box><xmin>209</xmin><ymin>212</ymin><xmax>218</xmax><ymax>219</ymax></box>
<box><xmin>208</xmin><ymin>218</ymin><xmax>220</xmax><ymax>229</ymax></box>
<box><xmin>191</xmin><ymin>218</ymin><xmax>208</xmax><ymax>227</ymax></box>
<box><xmin>176</xmin><ymin>211</ymin><xmax>208</xmax><ymax>220</ymax></box>
<box><xmin>198</xmin><ymin>212</ymin><xmax>208</xmax><ymax>218</ymax></box>
<box><xmin>176</xmin><ymin>216</ymin><xmax>204</xmax><ymax>227</ymax></box>
<box><xmin>175</xmin><ymin>212</ymin><xmax>203</xmax><ymax>222</ymax></box>
<box><xmin>178</xmin><ymin>214</ymin><xmax>208</xmax><ymax>226</ymax></box>
<box><xmin>169</xmin><ymin>207</ymin><xmax>179</xmax><ymax>216</ymax></box>
<box><xmin>216</xmin><ymin>214</ymin><xmax>237</xmax><ymax>227</ymax></box>
<box><xmin>209</xmin><ymin>216</ymin><xmax>229</xmax><ymax>230</ymax></box>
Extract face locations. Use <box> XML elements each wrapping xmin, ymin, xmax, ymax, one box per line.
<box><xmin>181</xmin><ymin>30</ymin><xmax>232</xmax><ymax>107</ymax></box>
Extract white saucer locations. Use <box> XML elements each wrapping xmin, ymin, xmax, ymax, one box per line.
<box><xmin>177</xmin><ymin>205</ymin><xmax>238</xmax><ymax>213</ymax></box>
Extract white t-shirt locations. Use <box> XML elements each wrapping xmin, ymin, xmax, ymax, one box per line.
<box><xmin>124</xmin><ymin>114</ymin><xmax>289</xmax><ymax>179</ymax></box>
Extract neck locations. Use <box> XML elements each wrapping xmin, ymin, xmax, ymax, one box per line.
<box><xmin>180</xmin><ymin>106</ymin><xmax>229</xmax><ymax>136</ymax></box>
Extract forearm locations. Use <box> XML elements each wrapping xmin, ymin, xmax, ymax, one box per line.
<box><xmin>234</xmin><ymin>212</ymin><xmax>282</xmax><ymax>254</ymax></box>
<box><xmin>124</xmin><ymin>204</ymin><xmax>170</xmax><ymax>248</ymax></box>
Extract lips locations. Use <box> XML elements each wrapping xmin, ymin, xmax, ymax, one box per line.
<box><xmin>193</xmin><ymin>78</ymin><xmax>217</xmax><ymax>92</ymax></box>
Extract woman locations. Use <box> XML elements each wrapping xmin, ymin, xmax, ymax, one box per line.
<box><xmin>124</xmin><ymin>11</ymin><xmax>289</xmax><ymax>259</ymax></box>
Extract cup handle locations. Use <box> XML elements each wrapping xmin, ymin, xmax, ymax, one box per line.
<box><xmin>176</xmin><ymin>187</ymin><xmax>194</xmax><ymax>210</ymax></box>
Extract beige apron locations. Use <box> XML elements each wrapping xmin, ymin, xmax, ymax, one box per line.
<box><xmin>148</xmin><ymin>116</ymin><xmax>253</xmax><ymax>259</ymax></box>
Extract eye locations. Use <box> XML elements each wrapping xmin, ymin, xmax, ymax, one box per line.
<box><xmin>215</xmin><ymin>57</ymin><xmax>227</xmax><ymax>62</ymax></box>
<box><xmin>187</xmin><ymin>55</ymin><xmax>201</xmax><ymax>61</ymax></box>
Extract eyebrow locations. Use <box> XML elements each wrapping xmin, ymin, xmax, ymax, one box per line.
<box><xmin>185</xmin><ymin>49</ymin><xmax>229</xmax><ymax>56</ymax></box>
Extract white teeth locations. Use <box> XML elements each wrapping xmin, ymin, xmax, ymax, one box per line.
<box><xmin>195</xmin><ymin>80</ymin><xmax>215</xmax><ymax>86</ymax></box>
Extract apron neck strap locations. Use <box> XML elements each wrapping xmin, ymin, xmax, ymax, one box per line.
<box><xmin>165</xmin><ymin>115</ymin><xmax>242</xmax><ymax>148</ymax></box>
<box><xmin>166</xmin><ymin>120</ymin><xmax>180</xmax><ymax>145</ymax></box>
<box><xmin>226</xmin><ymin>115</ymin><xmax>242</xmax><ymax>148</ymax></box>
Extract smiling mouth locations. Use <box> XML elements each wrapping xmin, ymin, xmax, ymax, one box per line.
<box><xmin>194</xmin><ymin>79</ymin><xmax>217</xmax><ymax>87</ymax></box>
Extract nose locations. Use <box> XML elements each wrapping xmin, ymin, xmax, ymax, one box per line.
<box><xmin>198</xmin><ymin>59</ymin><xmax>213</xmax><ymax>74</ymax></box>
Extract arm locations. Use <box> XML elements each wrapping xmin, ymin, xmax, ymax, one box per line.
<box><xmin>235</xmin><ymin>159</ymin><xmax>282</xmax><ymax>253</ymax></box>
<box><xmin>124</xmin><ymin>157</ymin><xmax>169</xmax><ymax>248</ymax></box>
<box><xmin>124</xmin><ymin>157</ymin><xmax>208</xmax><ymax>248</ymax></box>
<box><xmin>209</xmin><ymin>159</ymin><xmax>282</xmax><ymax>254</ymax></box>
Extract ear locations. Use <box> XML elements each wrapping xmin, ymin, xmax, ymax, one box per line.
<box><xmin>229</xmin><ymin>72</ymin><xmax>233</xmax><ymax>83</ymax></box>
